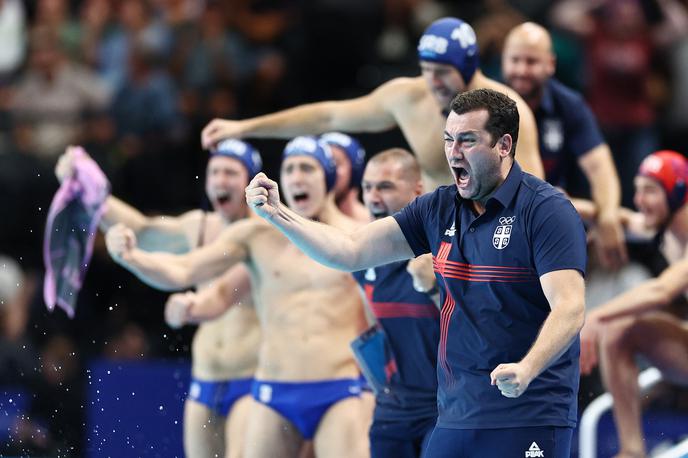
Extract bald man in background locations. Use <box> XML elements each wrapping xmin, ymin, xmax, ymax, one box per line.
<box><xmin>502</xmin><ymin>22</ymin><xmax>627</xmax><ymax>270</ymax></box>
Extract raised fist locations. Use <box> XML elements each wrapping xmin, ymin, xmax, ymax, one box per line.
<box><xmin>105</xmin><ymin>224</ymin><xmax>137</xmax><ymax>262</ymax></box>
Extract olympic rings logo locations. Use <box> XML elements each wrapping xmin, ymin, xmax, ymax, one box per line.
<box><xmin>499</xmin><ymin>216</ymin><xmax>516</xmax><ymax>225</ymax></box>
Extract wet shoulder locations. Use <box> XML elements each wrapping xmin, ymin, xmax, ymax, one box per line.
<box><xmin>375</xmin><ymin>76</ymin><xmax>428</xmax><ymax>106</ymax></box>
<box><xmin>478</xmin><ymin>77</ymin><xmax>529</xmax><ymax>108</ymax></box>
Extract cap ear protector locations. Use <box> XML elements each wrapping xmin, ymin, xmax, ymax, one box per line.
<box><xmin>320</xmin><ymin>132</ymin><xmax>366</xmax><ymax>189</ymax></box>
<box><xmin>638</xmin><ymin>150</ymin><xmax>688</xmax><ymax>213</ymax></box>
<box><xmin>283</xmin><ymin>136</ymin><xmax>337</xmax><ymax>191</ymax></box>
<box><xmin>212</xmin><ymin>139</ymin><xmax>263</xmax><ymax>179</ymax></box>
<box><xmin>418</xmin><ymin>17</ymin><xmax>479</xmax><ymax>86</ymax></box>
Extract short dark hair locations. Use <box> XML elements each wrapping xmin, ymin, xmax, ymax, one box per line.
<box><xmin>449</xmin><ymin>89</ymin><xmax>519</xmax><ymax>157</ymax></box>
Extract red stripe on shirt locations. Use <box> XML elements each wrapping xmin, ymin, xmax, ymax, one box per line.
<box><xmin>439</xmin><ymin>258</ymin><xmax>533</xmax><ymax>271</ymax></box>
<box><xmin>438</xmin><ymin>272</ymin><xmax>537</xmax><ymax>283</ymax></box>
<box><xmin>371</xmin><ymin>301</ymin><xmax>440</xmax><ymax>319</ymax></box>
<box><xmin>433</xmin><ymin>259</ymin><xmax>537</xmax><ymax>282</ymax></box>
<box><xmin>435</xmin><ymin>242</ymin><xmax>455</xmax><ymax>382</ymax></box>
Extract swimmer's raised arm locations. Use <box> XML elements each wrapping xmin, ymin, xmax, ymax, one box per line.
<box><xmin>201</xmin><ymin>79</ymin><xmax>409</xmax><ymax>149</ymax></box>
<box><xmin>106</xmin><ymin>222</ymin><xmax>250</xmax><ymax>291</ymax></box>
<box><xmin>56</xmin><ymin>146</ymin><xmax>199</xmax><ymax>253</ymax></box>
<box><xmin>246</xmin><ymin>172</ymin><xmax>414</xmax><ymax>271</ymax></box>
<box><xmin>102</xmin><ymin>197</ymin><xmax>203</xmax><ymax>252</ymax></box>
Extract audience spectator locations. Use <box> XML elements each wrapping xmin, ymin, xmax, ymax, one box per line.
<box><xmin>98</xmin><ymin>0</ymin><xmax>171</xmax><ymax>92</ymax></box>
<box><xmin>0</xmin><ymin>0</ymin><xmax>26</xmax><ymax>84</ymax></box>
<box><xmin>33</xmin><ymin>0</ymin><xmax>81</xmax><ymax>59</ymax></box>
<box><xmin>110</xmin><ymin>43</ymin><xmax>179</xmax><ymax>140</ymax></box>
<box><xmin>9</xmin><ymin>25</ymin><xmax>111</xmax><ymax>161</ymax></box>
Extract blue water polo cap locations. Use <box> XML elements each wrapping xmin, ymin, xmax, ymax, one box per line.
<box><xmin>212</xmin><ymin>139</ymin><xmax>263</xmax><ymax>179</ymax></box>
<box><xmin>283</xmin><ymin>136</ymin><xmax>337</xmax><ymax>191</ymax></box>
<box><xmin>418</xmin><ymin>17</ymin><xmax>480</xmax><ymax>85</ymax></box>
<box><xmin>320</xmin><ymin>132</ymin><xmax>366</xmax><ymax>189</ymax></box>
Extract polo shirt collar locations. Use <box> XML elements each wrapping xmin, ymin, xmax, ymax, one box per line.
<box><xmin>489</xmin><ymin>161</ymin><xmax>522</xmax><ymax>208</ymax></box>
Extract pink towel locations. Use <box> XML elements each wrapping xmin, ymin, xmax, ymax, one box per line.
<box><xmin>43</xmin><ymin>147</ymin><xmax>109</xmax><ymax>317</ymax></box>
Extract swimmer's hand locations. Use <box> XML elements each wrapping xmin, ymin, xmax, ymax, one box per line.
<box><xmin>55</xmin><ymin>147</ymin><xmax>77</xmax><ymax>184</ymax></box>
<box><xmin>490</xmin><ymin>362</ymin><xmax>535</xmax><ymax>398</ymax></box>
<box><xmin>105</xmin><ymin>223</ymin><xmax>137</xmax><ymax>262</ymax></box>
<box><xmin>165</xmin><ymin>291</ymin><xmax>195</xmax><ymax>329</ymax></box>
<box><xmin>201</xmin><ymin>119</ymin><xmax>245</xmax><ymax>150</ymax></box>
<box><xmin>55</xmin><ymin>145</ymin><xmax>103</xmax><ymax>184</ymax></box>
<box><xmin>246</xmin><ymin>173</ymin><xmax>281</xmax><ymax>219</ymax></box>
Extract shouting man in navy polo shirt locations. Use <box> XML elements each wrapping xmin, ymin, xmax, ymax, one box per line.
<box><xmin>246</xmin><ymin>88</ymin><xmax>587</xmax><ymax>457</ymax></box>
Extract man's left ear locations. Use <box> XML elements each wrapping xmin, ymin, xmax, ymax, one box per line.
<box><xmin>499</xmin><ymin>135</ymin><xmax>512</xmax><ymax>158</ymax></box>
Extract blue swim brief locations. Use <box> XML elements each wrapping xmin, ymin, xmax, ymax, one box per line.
<box><xmin>187</xmin><ymin>377</ymin><xmax>253</xmax><ymax>417</ymax></box>
<box><xmin>252</xmin><ymin>378</ymin><xmax>362</xmax><ymax>439</ymax></box>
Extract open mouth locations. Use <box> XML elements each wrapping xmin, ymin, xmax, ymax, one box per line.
<box><xmin>215</xmin><ymin>192</ymin><xmax>231</xmax><ymax>205</ymax></box>
<box><xmin>293</xmin><ymin>192</ymin><xmax>309</xmax><ymax>203</ymax></box>
<box><xmin>453</xmin><ymin>167</ymin><xmax>470</xmax><ymax>187</ymax></box>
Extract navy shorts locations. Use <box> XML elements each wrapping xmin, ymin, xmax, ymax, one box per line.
<box><xmin>369</xmin><ymin>415</ymin><xmax>436</xmax><ymax>458</ymax></box>
<box><xmin>424</xmin><ymin>425</ymin><xmax>573</xmax><ymax>458</ymax></box>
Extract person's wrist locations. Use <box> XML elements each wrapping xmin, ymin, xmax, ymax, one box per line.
<box><xmin>425</xmin><ymin>283</ymin><xmax>440</xmax><ymax>296</ymax></box>
<box><xmin>120</xmin><ymin>247</ymin><xmax>138</xmax><ymax>264</ymax></box>
<box><xmin>597</xmin><ymin>208</ymin><xmax>620</xmax><ymax>225</ymax></box>
<box><xmin>519</xmin><ymin>359</ymin><xmax>538</xmax><ymax>383</ymax></box>
<box><xmin>241</xmin><ymin>119</ymin><xmax>257</xmax><ymax>137</ymax></box>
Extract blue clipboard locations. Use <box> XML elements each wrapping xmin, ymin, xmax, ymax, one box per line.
<box><xmin>350</xmin><ymin>325</ymin><xmax>396</xmax><ymax>395</ymax></box>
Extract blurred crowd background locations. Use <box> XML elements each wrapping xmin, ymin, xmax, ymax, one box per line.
<box><xmin>2</xmin><ymin>0</ymin><xmax>688</xmax><ymax>455</ymax></box>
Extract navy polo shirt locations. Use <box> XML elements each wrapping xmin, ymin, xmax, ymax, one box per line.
<box><xmin>393</xmin><ymin>162</ymin><xmax>586</xmax><ymax>429</ymax></box>
<box><xmin>536</xmin><ymin>78</ymin><xmax>605</xmax><ymax>187</ymax></box>
<box><xmin>352</xmin><ymin>261</ymin><xmax>440</xmax><ymax>421</ymax></box>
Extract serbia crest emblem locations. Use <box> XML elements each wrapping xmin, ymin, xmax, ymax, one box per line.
<box><xmin>493</xmin><ymin>216</ymin><xmax>515</xmax><ymax>250</ymax></box>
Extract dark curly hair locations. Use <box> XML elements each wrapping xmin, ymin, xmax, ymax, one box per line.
<box><xmin>449</xmin><ymin>89</ymin><xmax>519</xmax><ymax>157</ymax></box>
